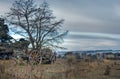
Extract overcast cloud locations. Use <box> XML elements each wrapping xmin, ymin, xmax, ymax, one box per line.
<box><xmin>1</xmin><ymin>0</ymin><xmax>120</xmax><ymax>51</ymax></box>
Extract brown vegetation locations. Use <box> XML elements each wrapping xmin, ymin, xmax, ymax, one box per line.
<box><xmin>0</xmin><ymin>59</ymin><xmax>120</xmax><ymax>79</ymax></box>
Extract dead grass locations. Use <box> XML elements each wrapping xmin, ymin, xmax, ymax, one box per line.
<box><xmin>0</xmin><ymin>59</ymin><xmax>120</xmax><ymax>79</ymax></box>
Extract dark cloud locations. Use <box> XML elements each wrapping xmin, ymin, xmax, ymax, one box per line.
<box><xmin>1</xmin><ymin>0</ymin><xmax>120</xmax><ymax>50</ymax></box>
<box><xmin>65</xmin><ymin>32</ymin><xmax>120</xmax><ymax>40</ymax></box>
<box><xmin>64</xmin><ymin>21</ymin><xmax>120</xmax><ymax>34</ymax></box>
<box><xmin>62</xmin><ymin>38</ymin><xmax>120</xmax><ymax>51</ymax></box>
<box><xmin>48</xmin><ymin>0</ymin><xmax>120</xmax><ymax>34</ymax></box>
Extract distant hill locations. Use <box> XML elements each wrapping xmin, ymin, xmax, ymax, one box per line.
<box><xmin>57</xmin><ymin>50</ymin><xmax>120</xmax><ymax>55</ymax></box>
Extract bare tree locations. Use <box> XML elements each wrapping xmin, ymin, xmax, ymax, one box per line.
<box><xmin>7</xmin><ymin>0</ymin><xmax>68</xmax><ymax>64</ymax></box>
<box><xmin>7</xmin><ymin>0</ymin><xmax>68</xmax><ymax>50</ymax></box>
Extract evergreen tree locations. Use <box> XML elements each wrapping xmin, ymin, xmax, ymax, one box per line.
<box><xmin>0</xmin><ymin>18</ymin><xmax>12</xmax><ymax>44</ymax></box>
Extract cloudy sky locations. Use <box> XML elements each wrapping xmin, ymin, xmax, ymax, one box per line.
<box><xmin>1</xmin><ymin>0</ymin><xmax>120</xmax><ymax>51</ymax></box>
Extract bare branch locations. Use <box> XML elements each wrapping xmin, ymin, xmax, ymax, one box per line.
<box><xmin>7</xmin><ymin>0</ymin><xmax>68</xmax><ymax>50</ymax></box>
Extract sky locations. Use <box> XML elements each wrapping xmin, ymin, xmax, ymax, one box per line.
<box><xmin>1</xmin><ymin>0</ymin><xmax>120</xmax><ymax>51</ymax></box>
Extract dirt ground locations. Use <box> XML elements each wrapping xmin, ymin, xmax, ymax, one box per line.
<box><xmin>0</xmin><ymin>59</ymin><xmax>120</xmax><ymax>79</ymax></box>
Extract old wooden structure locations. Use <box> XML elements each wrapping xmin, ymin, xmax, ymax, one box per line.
<box><xmin>24</xmin><ymin>49</ymin><xmax>56</xmax><ymax>64</ymax></box>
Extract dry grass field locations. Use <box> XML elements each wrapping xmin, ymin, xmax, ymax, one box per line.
<box><xmin>0</xmin><ymin>58</ymin><xmax>120</xmax><ymax>79</ymax></box>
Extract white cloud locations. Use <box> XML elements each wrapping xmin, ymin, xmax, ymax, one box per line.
<box><xmin>11</xmin><ymin>34</ymin><xmax>24</xmax><ymax>40</ymax></box>
<box><xmin>61</xmin><ymin>39</ymin><xmax>118</xmax><ymax>51</ymax></box>
<box><xmin>96</xmin><ymin>40</ymin><xmax>117</xmax><ymax>46</ymax></box>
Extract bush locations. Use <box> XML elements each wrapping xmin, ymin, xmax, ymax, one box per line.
<box><xmin>66</xmin><ymin>55</ymin><xmax>76</xmax><ymax>66</ymax></box>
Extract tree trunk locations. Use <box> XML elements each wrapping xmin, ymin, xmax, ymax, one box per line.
<box><xmin>28</xmin><ymin>31</ymin><xmax>35</xmax><ymax>49</ymax></box>
<box><xmin>39</xmin><ymin>45</ymin><xmax>43</xmax><ymax>64</ymax></box>
<box><xmin>39</xmin><ymin>57</ymin><xmax>42</xmax><ymax>64</ymax></box>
